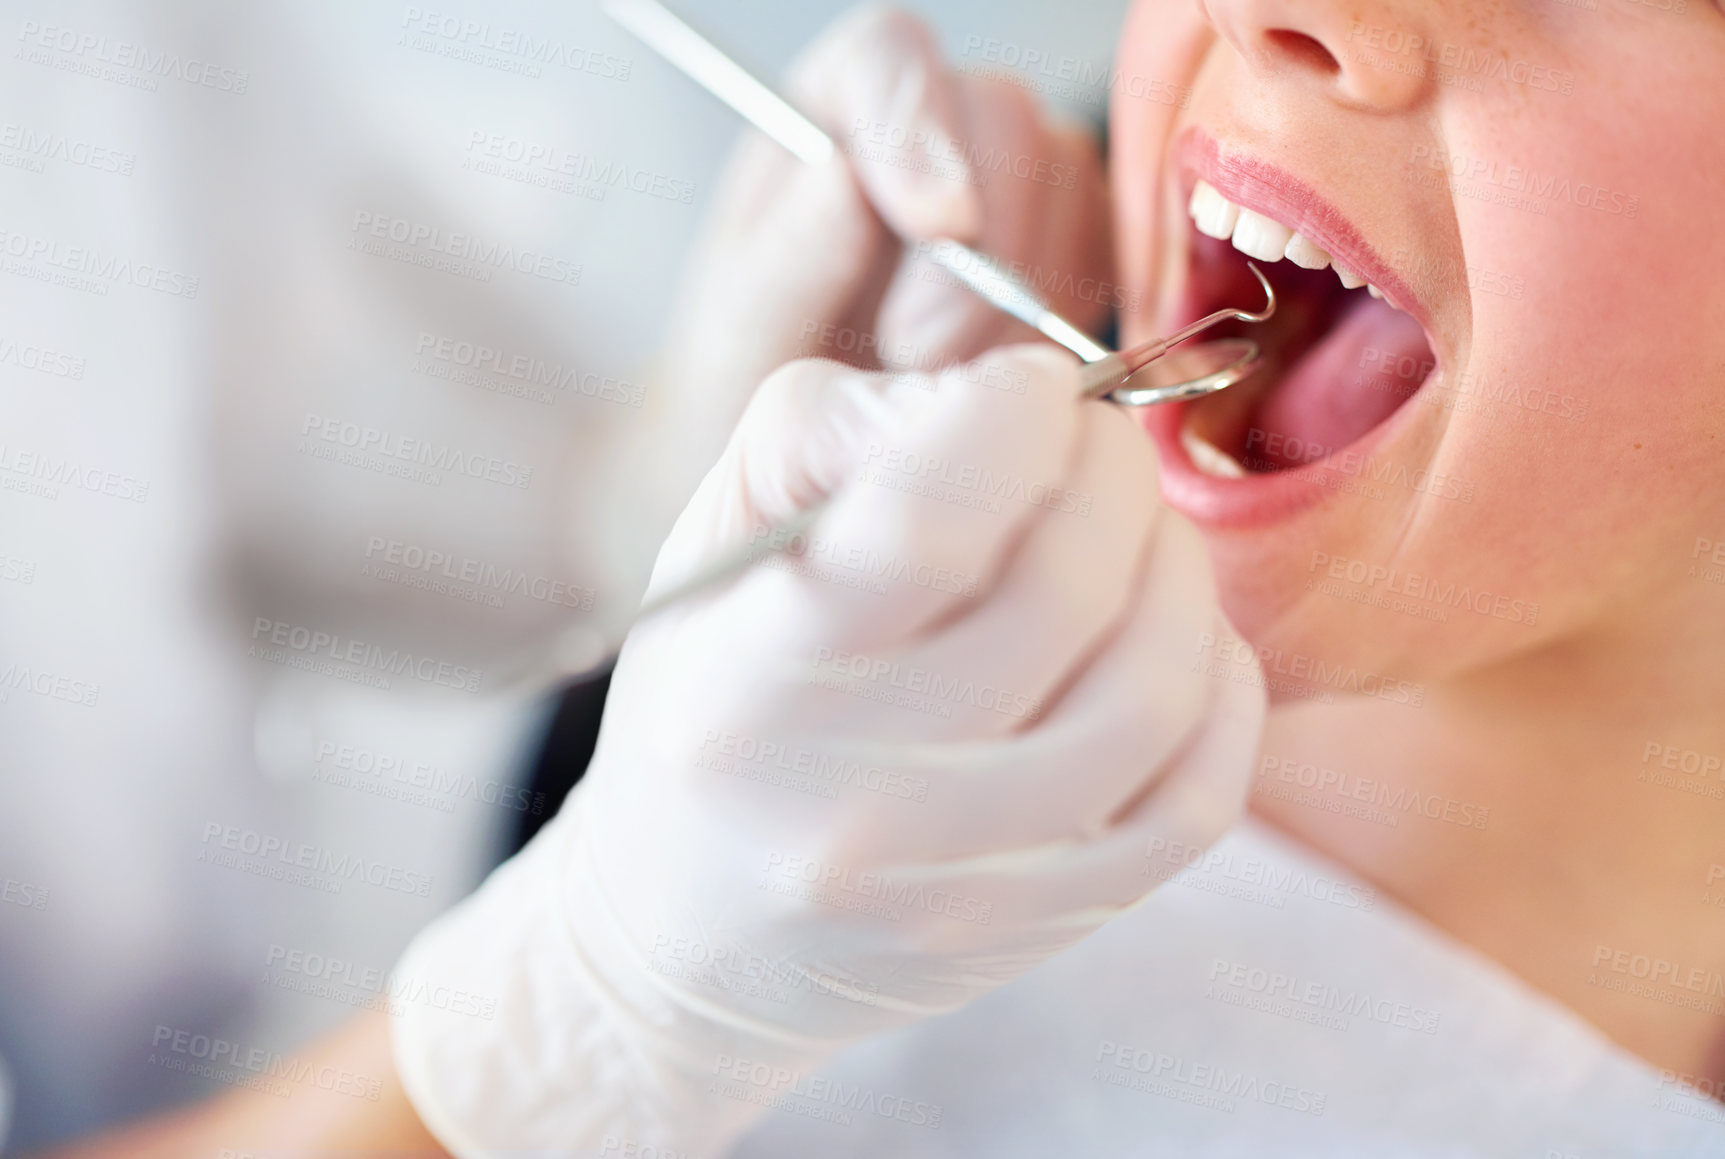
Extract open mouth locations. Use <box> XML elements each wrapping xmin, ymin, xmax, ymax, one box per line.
<box><xmin>1166</xmin><ymin>169</ymin><xmax>1440</xmax><ymax>482</ymax></box>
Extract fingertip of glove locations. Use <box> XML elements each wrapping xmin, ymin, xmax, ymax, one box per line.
<box><xmin>879</xmin><ymin>172</ymin><xmax>983</xmax><ymax>245</ymax></box>
<box><xmin>786</xmin><ymin>5</ymin><xmax>982</xmax><ymax>244</ymax></box>
<box><xmin>970</xmin><ymin>343</ymin><xmax>1083</xmax><ymax>393</ymax></box>
<box><xmin>738</xmin><ymin>359</ymin><xmax>913</xmax><ymax>524</ymax></box>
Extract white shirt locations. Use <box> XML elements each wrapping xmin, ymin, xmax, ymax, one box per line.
<box><xmin>730</xmin><ymin>818</ymin><xmax>1725</xmax><ymax>1158</ymax></box>
<box><xmin>11</xmin><ymin>817</ymin><xmax>1707</xmax><ymax>1155</ymax></box>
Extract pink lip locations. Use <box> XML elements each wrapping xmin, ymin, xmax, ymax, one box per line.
<box><xmin>1144</xmin><ymin>127</ymin><xmax>1441</xmax><ymax>532</ymax></box>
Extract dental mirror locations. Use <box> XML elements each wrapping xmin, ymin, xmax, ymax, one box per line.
<box><xmin>1107</xmin><ymin>338</ymin><xmax>1263</xmax><ymax>407</ymax></box>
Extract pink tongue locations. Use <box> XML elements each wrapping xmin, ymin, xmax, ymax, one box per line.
<box><xmin>1248</xmin><ymin>296</ymin><xmax>1432</xmax><ymax>470</ymax></box>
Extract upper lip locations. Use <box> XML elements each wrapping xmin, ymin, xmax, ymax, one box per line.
<box><xmin>1172</xmin><ymin>125</ymin><xmax>1436</xmax><ymax>343</ymax></box>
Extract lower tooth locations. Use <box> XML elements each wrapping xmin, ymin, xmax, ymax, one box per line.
<box><xmin>1181</xmin><ymin>425</ymin><xmax>1246</xmax><ymax>479</ymax></box>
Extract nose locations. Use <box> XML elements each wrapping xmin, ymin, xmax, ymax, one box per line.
<box><xmin>1201</xmin><ymin>0</ymin><xmax>1435</xmax><ymax>112</ymax></box>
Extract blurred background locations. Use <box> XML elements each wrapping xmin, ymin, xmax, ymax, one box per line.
<box><xmin>0</xmin><ymin>0</ymin><xmax>1125</xmax><ymax>1149</ymax></box>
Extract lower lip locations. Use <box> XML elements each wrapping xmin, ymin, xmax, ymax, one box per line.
<box><xmin>1140</xmin><ymin>390</ymin><xmax>1424</xmax><ymax>531</ymax></box>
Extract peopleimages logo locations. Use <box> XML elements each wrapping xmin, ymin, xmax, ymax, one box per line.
<box><xmin>760</xmin><ymin>851</ymin><xmax>993</xmax><ymax>925</ymax></box>
<box><xmin>1195</xmin><ymin>631</ymin><xmax>1426</xmax><ymax>707</ymax></box>
<box><xmin>250</xmin><ymin>617</ymin><xmax>484</xmax><ymax>693</ymax></box>
<box><xmin>264</xmin><ymin>944</ymin><xmax>496</xmax><ymax>1020</ymax></box>
<box><xmin>1257</xmin><ymin>755</ymin><xmax>1491</xmax><ymax>831</ymax></box>
<box><xmin>0</xmin><ymin>225</ymin><xmax>199</xmax><ymax>298</ymax></box>
<box><xmin>2</xmin><ymin>878</ymin><xmax>49</xmax><ymax>910</ymax></box>
<box><xmin>809</xmin><ymin>647</ymin><xmax>1043</xmax><ymax>720</ymax></box>
<box><xmin>698</xmin><ymin>729</ymin><xmax>930</xmax><ymax>802</ymax></box>
<box><xmin>0</xmin><ymin>334</ymin><xmax>85</xmax><ymax>379</ymax></box>
<box><xmin>363</xmin><ymin>535</ymin><xmax>595</xmax><ymax>610</ymax></box>
<box><xmin>1408</xmin><ymin>145</ymin><xmax>1636</xmax><ymax>217</ymax></box>
<box><xmin>0</xmin><ymin>122</ymin><xmax>135</xmax><ymax>175</ymax></box>
<box><xmin>398</xmin><ymin>7</ymin><xmax>632</xmax><ymax>80</ymax></box>
<box><xmin>199</xmin><ymin>821</ymin><xmax>435</xmax><ymax>897</ymax></box>
<box><xmin>16</xmin><ymin>21</ymin><xmax>251</xmax><ymax>93</ymax></box>
<box><xmin>710</xmin><ymin>1054</ymin><xmax>944</xmax><ymax>1129</ymax></box>
<box><xmin>0</xmin><ymin>661</ymin><xmax>100</xmax><ymax>708</ymax></box>
<box><xmin>1143</xmin><ymin>838</ymin><xmax>1377</xmax><ymax>912</ymax></box>
<box><xmin>1093</xmin><ymin>1040</ymin><xmax>1327</xmax><ymax>1116</ymax></box>
<box><xmin>314</xmin><ymin>740</ymin><xmax>544</xmax><ymax>816</ymax></box>
<box><xmin>848</xmin><ymin>117</ymin><xmax>1079</xmax><ymax>191</ymax></box>
<box><xmin>648</xmin><ymin>933</ymin><xmax>881</xmax><ymax>1008</ymax></box>
<box><xmin>1207</xmin><ymin>958</ymin><xmax>1442</xmax><ymax>1034</ymax></box>
<box><xmin>414</xmin><ymin>333</ymin><xmax>642</xmax><ymax>407</ymax></box>
<box><xmin>149</xmin><ymin>1025</ymin><xmax>380</xmax><ymax>1100</ymax></box>
<box><xmin>957</xmin><ymin>36</ymin><xmax>1191</xmax><ymax>109</ymax></box>
<box><xmin>299</xmin><ymin>414</ymin><xmax>533</xmax><ymax>490</ymax></box>
<box><xmin>747</xmin><ymin>523</ymin><xmax>980</xmax><ymax>599</ymax></box>
<box><xmin>349</xmin><ymin>211</ymin><xmax>583</xmax><ymax>286</ymax></box>
<box><xmin>1306</xmin><ymin>551</ymin><xmax>1539</xmax><ymax>626</ymax></box>
<box><xmin>1347</xmin><ymin>25</ymin><xmax>1576</xmax><ymax>95</ymax></box>
<box><xmin>907</xmin><ymin>241</ymin><xmax>1142</xmax><ymax>314</ymax></box>
<box><xmin>0</xmin><ymin>443</ymin><xmax>150</xmax><ymax>502</ymax></box>
<box><xmin>1591</xmin><ymin>943</ymin><xmax>1725</xmax><ymax>997</ymax></box>
<box><xmin>465</xmin><ymin>132</ymin><xmax>696</xmax><ymax>204</ymax></box>
<box><xmin>858</xmin><ymin>443</ymin><xmax>1092</xmax><ymax>517</ymax></box>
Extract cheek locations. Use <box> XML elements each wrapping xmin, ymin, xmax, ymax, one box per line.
<box><xmin>1198</xmin><ymin>368</ymin><xmax>1717</xmax><ymax>691</ymax></box>
<box><xmin>1431</xmin><ymin>89</ymin><xmax>1725</xmax><ymax>605</ymax></box>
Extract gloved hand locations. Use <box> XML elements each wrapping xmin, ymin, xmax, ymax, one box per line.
<box><xmin>642</xmin><ymin>4</ymin><xmax>1114</xmax><ymax>505</ymax></box>
<box><xmin>391</xmin><ymin>344</ymin><xmax>1265</xmax><ymax>1157</ymax></box>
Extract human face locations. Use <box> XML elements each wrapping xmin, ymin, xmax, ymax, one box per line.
<box><xmin>1111</xmin><ymin>0</ymin><xmax>1725</xmax><ymax>687</ymax></box>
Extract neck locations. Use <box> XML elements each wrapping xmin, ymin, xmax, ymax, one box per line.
<box><xmin>1250</xmin><ymin>576</ymin><xmax>1725</xmax><ymax>1087</ymax></box>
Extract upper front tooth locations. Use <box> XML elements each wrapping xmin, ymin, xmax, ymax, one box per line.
<box><xmin>1333</xmin><ymin>262</ymin><xmax>1367</xmax><ymax>290</ymax></box>
<box><xmin>1231</xmin><ymin>208</ymin><xmax>1294</xmax><ymax>262</ymax></box>
<box><xmin>1284</xmin><ymin>233</ymin><xmax>1331</xmax><ymax>270</ymax></box>
<box><xmin>1367</xmin><ymin>284</ymin><xmax>1385</xmax><ymax>300</ymax></box>
<box><xmin>1189</xmin><ymin>181</ymin><xmax>1354</xmax><ymax>281</ymax></box>
<box><xmin>1189</xmin><ymin>180</ymin><xmax>1240</xmax><ymax>240</ymax></box>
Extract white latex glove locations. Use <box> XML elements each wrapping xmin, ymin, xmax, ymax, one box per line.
<box><xmin>392</xmin><ymin>344</ymin><xmax>1265</xmax><ymax>1157</ymax></box>
<box><xmin>647</xmin><ymin>4</ymin><xmax>1113</xmax><ymax>485</ymax></box>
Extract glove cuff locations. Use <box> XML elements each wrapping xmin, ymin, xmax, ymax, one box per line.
<box><xmin>391</xmin><ymin>795</ymin><xmax>829</xmax><ymax>1159</ymax></box>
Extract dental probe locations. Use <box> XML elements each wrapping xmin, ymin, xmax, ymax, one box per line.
<box><xmin>602</xmin><ymin>0</ymin><xmax>1273</xmax><ymax>401</ymax></box>
<box><xmin>602</xmin><ymin>0</ymin><xmax>1106</xmax><ymax>364</ymax></box>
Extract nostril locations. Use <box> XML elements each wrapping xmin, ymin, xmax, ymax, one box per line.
<box><xmin>1264</xmin><ymin>29</ymin><xmax>1341</xmax><ymax>75</ymax></box>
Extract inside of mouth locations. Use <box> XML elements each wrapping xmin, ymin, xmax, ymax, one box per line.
<box><xmin>1181</xmin><ymin>232</ymin><xmax>1436</xmax><ymax>473</ymax></box>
